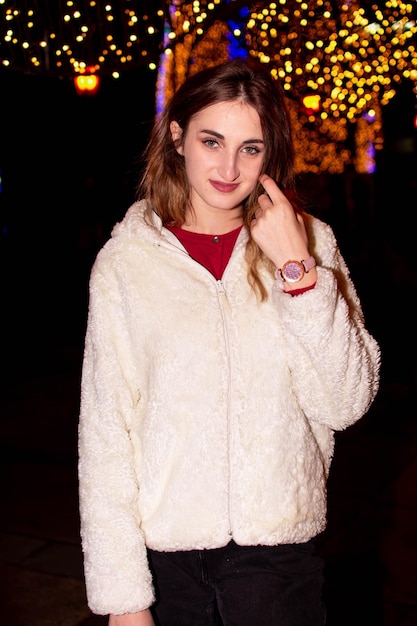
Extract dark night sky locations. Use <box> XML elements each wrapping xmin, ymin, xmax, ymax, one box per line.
<box><xmin>1</xmin><ymin>65</ymin><xmax>157</xmax><ymax>224</ymax></box>
<box><xmin>1</xmin><ymin>65</ymin><xmax>158</xmax><ymax>361</ymax></box>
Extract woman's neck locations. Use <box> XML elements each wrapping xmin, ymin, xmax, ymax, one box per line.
<box><xmin>181</xmin><ymin>208</ymin><xmax>243</xmax><ymax>235</ymax></box>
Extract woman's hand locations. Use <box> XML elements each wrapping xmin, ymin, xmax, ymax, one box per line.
<box><xmin>109</xmin><ymin>609</ymin><xmax>155</xmax><ymax>626</ymax></box>
<box><xmin>250</xmin><ymin>174</ymin><xmax>316</xmax><ymax>289</ymax></box>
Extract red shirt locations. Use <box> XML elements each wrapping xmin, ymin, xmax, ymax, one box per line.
<box><xmin>165</xmin><ymin>224</ymin><xmax>241</xmax><ymax>280</ymax></box>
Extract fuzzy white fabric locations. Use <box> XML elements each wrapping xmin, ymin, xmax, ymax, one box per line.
<box><xmin>78</xmin><ymin>199</ymin><xmax>380</xmax><ymax>615</ymax></box>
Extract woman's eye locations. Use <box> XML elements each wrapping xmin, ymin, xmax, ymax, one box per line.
<box><xmin>243</xmin><ymin>146</ymin><xmax>260</xmax><ymax>155</ymax></box>
<box><xmin>203</xmin><ymin>139</ymin><xmax>218</xmax><ymax>148</ymax></box>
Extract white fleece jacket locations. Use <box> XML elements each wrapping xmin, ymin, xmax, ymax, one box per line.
<box><xmin>78</xmin><ymin>199</ymin><xmax>380</xmax><ymax>615</ymax></box>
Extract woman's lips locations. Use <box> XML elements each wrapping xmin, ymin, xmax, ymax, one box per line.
<box><xmin>210</xmin><ymin>180</ymin><xmax>240</xmax><ymax>193</ymax></box>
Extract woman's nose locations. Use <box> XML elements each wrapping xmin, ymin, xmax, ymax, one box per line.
<box><xmin>218</xmin><ymin>152</ymin><xmax>239</xmax><ymax>181</ymax></box>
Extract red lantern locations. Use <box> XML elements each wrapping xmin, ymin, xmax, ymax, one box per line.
<box><xmin>74</xmin><ymin>67</ymin><xmax>101</xmax><ymax>96</ymax></box>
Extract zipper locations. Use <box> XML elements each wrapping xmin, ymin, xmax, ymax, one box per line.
<box><xmin>216</xmin><ymin>280</ymin><xmax>233</xmax><ymax>537</ymax></box>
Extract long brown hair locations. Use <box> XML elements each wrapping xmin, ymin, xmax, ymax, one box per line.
<box><xmin>138</xmin><ymin>58</ymin><xmax>296</xmax><ymax>299</ymax></box>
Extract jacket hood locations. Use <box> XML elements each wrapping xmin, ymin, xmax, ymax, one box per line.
<box><xmin>111</xmin><ymin>199</ymin><xmax>163</xmax><ymax>244</ymax></box>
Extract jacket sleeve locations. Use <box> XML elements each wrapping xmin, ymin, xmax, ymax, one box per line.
<box><xmin>272</xmin><ymin>215</ymin><xmax>381</xmax><ymax>431</ymax></box>
<box><xmin>78</xmin><ymin>252</ymin><xmax>155</xmax><ymax>615</ymax></box>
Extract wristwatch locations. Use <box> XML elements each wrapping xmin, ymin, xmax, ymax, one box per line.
<box><xmin>276</xmin><ymin>255</ymin><xmax>316</xmax><ymax>283</ymax></box>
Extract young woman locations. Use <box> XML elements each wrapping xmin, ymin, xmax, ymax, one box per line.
<box><xmin>78</xmin><ymin>59</ymin><xmax>380</xmax><ymax>626</ymax></box>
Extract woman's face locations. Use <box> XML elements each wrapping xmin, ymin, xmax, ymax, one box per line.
<box><xmin>170</xmin><ymin>100</ymin><xmax>265</xmax><ymax>222</ymax></box>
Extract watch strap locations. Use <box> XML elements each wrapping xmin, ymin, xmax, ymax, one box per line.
<box><xmin>301</xmin><ymin>255</ymin><xmax>316</xmax><ymax>273</ymax></box>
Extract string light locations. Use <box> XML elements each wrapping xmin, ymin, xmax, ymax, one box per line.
<box><xmin>245</xmin><ymin>0</ymin><xmax>417</xmax><ymax>120</ymax></box>
<box><xmin>242</xmin><ymin>0</ymin><xmax>417</xmax><ymax>172</ymax></box>
<box><xmin>0</xmin><ymin>1</ymin><xmax>165</xmax><ymax>76</ymax></box>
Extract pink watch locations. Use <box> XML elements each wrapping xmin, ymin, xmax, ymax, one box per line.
<box><xmin>277</xmin><ymin>255</ymin><xmax>316</xmax><ymax>283</ymax></box>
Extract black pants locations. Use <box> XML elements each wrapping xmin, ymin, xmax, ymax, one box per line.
<box><xmin>147</xmin><ymin>539</ymin><xmax>326</xmax><ymax>626</ymax></box>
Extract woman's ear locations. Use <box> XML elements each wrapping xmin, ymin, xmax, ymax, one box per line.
<box><xmin>170</xmin><ymin>121</ymin><xmax>184</xmax><ymax>154</ymax></box>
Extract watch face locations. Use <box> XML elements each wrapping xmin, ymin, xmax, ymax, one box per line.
<box><xmin>282</xmin><ymin>261</ymin><xmax>303</xmax><ymax>283</ymax></box>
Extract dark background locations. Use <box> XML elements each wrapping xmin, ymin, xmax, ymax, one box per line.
<box><xmin>1</xmin><ymin>66</ymin><xmax>417</xmax><ymax>625</ymax></box>
<box><xmin>1</xmin><ymin>66</ymin><xmax>157</xmax><ymax>366</ymax></box>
